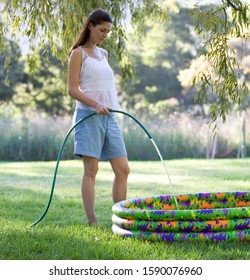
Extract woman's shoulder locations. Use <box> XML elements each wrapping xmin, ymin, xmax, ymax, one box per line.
<box><xmin>98</xmin><ymin>47</ymin><xmax>108</xmax><ymax>58</ymax></box>
<box><xmin>70</xmin><ymin>47</ymin><xmax>87</xmax><ymax>61</ymax></box>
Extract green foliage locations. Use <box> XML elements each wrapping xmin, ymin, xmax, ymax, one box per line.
<box><xmin>0</xmin><ymin>1</ymin><xmax>249</xmax><ymax>123</ymax></box>
<box><xmin>0</xmin><ymin>39</ymin><xmax>74</xmax><ymax>114</ymax></box>
<box><xmin>0</xmin><ymin>38</ymin><xmax>23</xmax><ymax>102</ymax></box>
<box><xmin>0</xmin><ymin>0</ymin><xmax>172</xmax><ymax>83</ymax></box>
<box><xmin>191</xmin><ymin>0</ymin><xmax>249</xmax><ymax>123</ymax></box>
<box><xmin>21</xmin><ymin>45</ymin><xmax>73</xmax><ymax>115</ymax></box>
<box><xmin>125</xmin><ymin>8</ymin><xmax>196</xmax><ymax>111</ymax></box>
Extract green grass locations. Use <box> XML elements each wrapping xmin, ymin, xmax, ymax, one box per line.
<box><xmin>0</xmin><ymin>159</ymin><xmax>250</xmax><ymax>260</ymax></box>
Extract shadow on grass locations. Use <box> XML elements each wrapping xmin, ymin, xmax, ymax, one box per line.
<box><xmin>1</xmin><ymin>187</ymin><xmax>250</xmax><ymax>260</ymax></box>
<box><xmin>0</xmin><ymin>185</ymin><xmax>111</xmax><ymax>225</ymax></box>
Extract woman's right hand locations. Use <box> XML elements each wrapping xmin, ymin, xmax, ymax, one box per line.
<box><xmin>94</xmin><ymin>103</ymin><xmax>110</xmax><ymax>115</ymax></box>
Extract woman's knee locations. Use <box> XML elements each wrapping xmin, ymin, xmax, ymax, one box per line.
<box><xmin>84</xmin><ymin>166</ymin><xmax>98</xmax><ymax>179</ymax></box>
<box><xmin>115</xmin><ymin>163</ymin><xmax>130</xmax><ymax>178</ymax></box>
<box><xmin>122</xmin><ymin>164</ymin><xmax>130</xmax><ymax>177</ymax></box>
<box><xmin>83</xmin><ymin>157</ymin><xmax>99</xmax><ymax>179</ymax></box>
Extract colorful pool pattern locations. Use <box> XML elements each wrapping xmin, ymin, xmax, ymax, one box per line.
<box><xmin>112</xmin><ymin>192</ymin><xmax>250</xmax><ymax>242</ymax></box>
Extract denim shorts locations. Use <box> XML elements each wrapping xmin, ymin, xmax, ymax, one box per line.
<box><xmin>73</xmin><ymin>109</ymin><xmax>127</xmax><ymax>161</ymax></box>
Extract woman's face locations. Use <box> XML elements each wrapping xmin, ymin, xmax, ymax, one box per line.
<box><xmin>89</xmin><ymin>21</ymin><xmax>112</xmax><ymax>45</ymax></box>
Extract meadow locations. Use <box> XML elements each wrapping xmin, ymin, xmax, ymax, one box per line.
<box><xmin>0</xmin><ymin>159</ymin><xmax>250</xmax><ymax>260</ymax></box>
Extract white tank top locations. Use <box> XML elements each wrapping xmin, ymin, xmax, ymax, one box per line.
<box><xmin>76</xmin><ymin>46</ymin><xmax>120</xmax><ymax>110</ymax></box>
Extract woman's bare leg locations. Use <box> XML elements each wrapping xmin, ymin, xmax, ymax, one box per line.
<box><xmin>109</xmin><ymin>156</ymin><xmax>130</xmax><ymax>203</ymax></box>
<box><xmin>81</xmin><ymin>156</ymin><xmax>99</xmax><ymax>224</ymax></box>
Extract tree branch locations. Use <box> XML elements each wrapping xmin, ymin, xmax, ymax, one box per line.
<box><xmin>225</xmin><ymin>0</ymin><xmax>243</xmax><ymax>11</ymax></box>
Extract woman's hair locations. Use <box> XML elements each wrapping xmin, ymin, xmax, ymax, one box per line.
<box><xmin>69</xmin><ymin>9</ymin><xmax>112</xmax><ymax>54</ymax></box>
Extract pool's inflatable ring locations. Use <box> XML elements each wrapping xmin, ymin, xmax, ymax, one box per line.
<box><xmin>112</xmin><ymin>191</ymin><xmax>250</xmax><ymax>242</ymax></box>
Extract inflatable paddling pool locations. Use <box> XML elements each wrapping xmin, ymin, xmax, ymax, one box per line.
<box><xmin>112</xmin><ymin>191</ymin><xmax>250</xmax><ymax>242</ymax></box>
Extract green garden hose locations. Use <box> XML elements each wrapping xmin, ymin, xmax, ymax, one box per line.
<box><xmin>30</xmin><ymin>109</ymin><xmax>179</xmax><ymax>227</ymax></box>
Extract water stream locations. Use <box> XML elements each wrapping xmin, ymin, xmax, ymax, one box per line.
<box><xmin>150</xmin><ymin>138</ymin><xmax>180</xmax><ymax>210</ymax></box>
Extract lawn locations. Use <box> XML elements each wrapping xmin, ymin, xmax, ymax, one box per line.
<box><xmin>0</xmin><ymin>159</ymin><xmax>250</xmax><ymax>260</ymax></box>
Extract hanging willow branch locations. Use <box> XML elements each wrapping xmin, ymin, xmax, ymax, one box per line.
<box><xmin>191</xmin><ymin>0</ymin><xmax>249</xmax><ymax>126</ymax></box>
<box><xmin>0</xmin><ymin>0</ymin><xmax>249</xmax><ymax>124</ymax></box>
<box><xmin>0</xmin><ymin>0</ymin><xmax>173</xmax><ymax>83</ymax></box>
<box><xmin>225</xmin><ymin>0</ymin><xmax>243</xmax><ymax>11</ymax></box>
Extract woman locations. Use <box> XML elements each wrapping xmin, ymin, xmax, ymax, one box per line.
<box><xmin>68</xmin><ymin>9</ymin><xmax>130</xmax><ymax>225</ymax></box>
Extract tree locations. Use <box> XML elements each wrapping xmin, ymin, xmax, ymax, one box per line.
<box><xmin>1</xmin><ymin>0</ymin><xmax>249</xmax><ymax>122</ymax></box>
<box><xmin>14</xmin><ymin>44</ymin><xmax>74</xmax><ymax>115</ymax></box>
<box><xmin>0</xmin><ymin>37</ymin><xmax>24</xmax><ymax>103</ymax></box>
<box><xmin>0</xmin><ymin>0</ymin><xmax>173</xmax><ymax>81</ymax></box>
<box><xmin>190</xmin><ymin>0</ymin><xmax>249</xmax><ymax>124</ymax></box>
<box><xmin>178</xmin><ymin>31</ymin><xmax>250</xmax><ymax>116</ymax></box>
<box><xmin>124</xmin><ymin>7</ymin><xmax>197</xmax><ymax>113</ymax></box>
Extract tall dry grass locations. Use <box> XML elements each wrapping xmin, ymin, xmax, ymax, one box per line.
<box><xmin>0</xmin><ymin>107</ymin><xmax>249</xmax><ymax>161</ymax></box>
<box><xmin>0</xmin><ymin>108</ymin><xmax>74</xmax><ymax>161</ymax></box>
